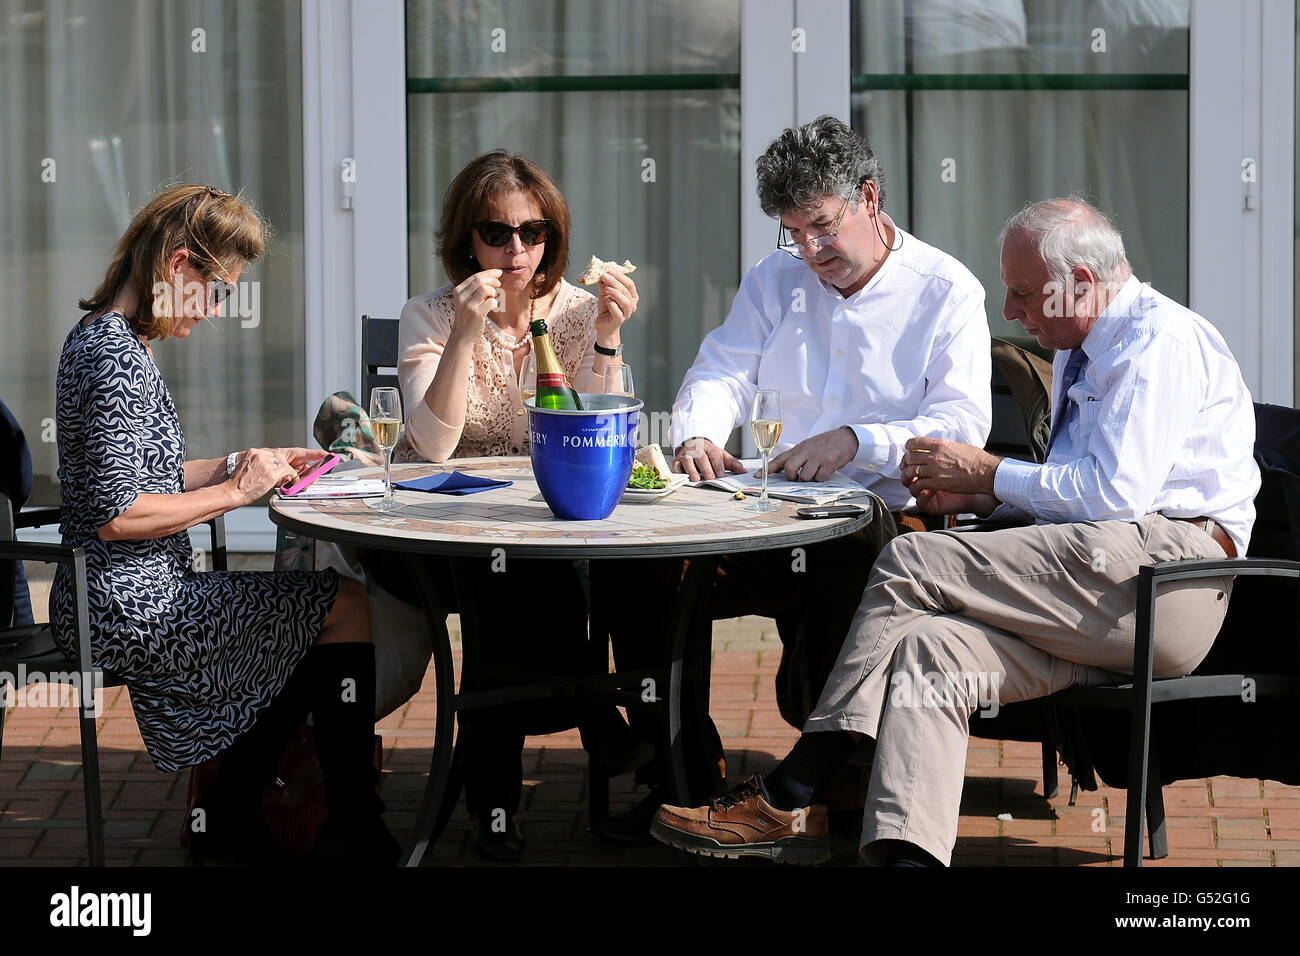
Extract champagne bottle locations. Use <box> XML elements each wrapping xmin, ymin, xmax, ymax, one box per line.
<box><xmin>529</xmin><ymin>318</ymin><xmax>584</xmax><ymax>410</ymax></box>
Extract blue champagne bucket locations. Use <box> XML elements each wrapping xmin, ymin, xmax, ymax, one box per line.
<box><xmin>526</xmin><ymin>394</ymin><xmax>644</xmax><ymax>520</ymax></box>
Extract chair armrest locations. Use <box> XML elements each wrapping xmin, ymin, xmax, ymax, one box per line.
<box><xmin>14</xmin><ymin>506</ymin><xmax>61</xmax><ymax>530</ymax></box>
<box><xmin>0</xmin><ymin>540</ymin><xmax>85</xmax><ymax>564</ymax></box>
<box><xmin>1125</xmin><ymin>557</ymin><xmax>1300</xmax><ymax>705</ymax></box>
<box><xmin>1144</xmin><ymin>557</ymin><xmax>1300</xmax><ymax>585</ymax></box>
<box><xmin>6</xmin><ymin>512</ymin><xmax>225</xmax><ymax>572</ymax></box>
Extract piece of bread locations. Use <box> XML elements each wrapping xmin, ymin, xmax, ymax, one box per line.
<box><xmin>635</xmin><ymin>444</ymin><xmax>672</xmax><ymax>480</ymax></box>
<box><xmin>578</xmin><ymin>254</ymin><xmax>637</xmax><ymax>285</ymax></box>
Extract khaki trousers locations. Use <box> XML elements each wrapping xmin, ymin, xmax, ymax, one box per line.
<box><xmin>804</xmin><ymin>513</ymin><xmax>1234</xmax><ymax>865</ymax></box>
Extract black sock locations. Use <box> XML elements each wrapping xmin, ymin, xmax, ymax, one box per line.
<box><xmin>884</xmin><ymin>840</ymin><xmax>942</xmax><ymax>867</ymax></box>
<box><xmin>209</xmin><ymin>656</ymin><xmax>313</xmax><ymax>802</ymax></box>
<box><xmin>763</xmin><ymin>731</ymin><xmax>859</xmax><ymax>810</ymax></box>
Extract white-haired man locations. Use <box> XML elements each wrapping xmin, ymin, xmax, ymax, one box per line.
<box><xmin>650</xmin><ymin>197</ymin><xmax>1259</xmax><ymax>866</ymax></box>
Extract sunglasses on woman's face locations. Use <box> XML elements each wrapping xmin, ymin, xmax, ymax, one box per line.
<box><xmin>473</xmin><ymin>219</ymin><xmax>552</xmax><ymax>247</ymax></box>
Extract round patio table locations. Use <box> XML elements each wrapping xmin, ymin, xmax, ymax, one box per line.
<box><xmin>269</xmin><ymin>456</ymin><xmax>873</xmax><ymax>866</ymax></box>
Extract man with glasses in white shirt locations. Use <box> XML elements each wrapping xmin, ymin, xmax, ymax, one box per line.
<box><xmin>650</xmin><ymin>197</ymin><xmax>1257</xmax><ymax>867</ymax></box>
<box><xmin>672</xmin><ymin>115</ymin><xmax>991</xmax><ymax>497</ymax></box>
<box><xmin>666</xmin><ymin>115</ymin><xmax>992</xmax><ymax>721</ymax></box>
<box><xmin>591</xmin><ymin>117</ymin><xmax>992</xmax><ymax>844</ymax></box>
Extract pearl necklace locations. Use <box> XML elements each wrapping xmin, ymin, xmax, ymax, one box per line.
<box><xmin>487</xmin><ymin>295</ymin><xmax>536</xmax><ymax>352</ymax></box>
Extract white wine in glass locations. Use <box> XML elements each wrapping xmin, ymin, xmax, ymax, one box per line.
<box><xmin>372</xmin><ymin>418</ymin><xmax>401</xmax><ymax>448</ymax></box>
<box><xmin>748</xmin><ymin>389</ymin><xmax>782</xmax><ymax>512</ymax></box>
<box><xmin>369</xmin><ymin>386</ymin><xmax>402</xmax><ymax>511</ymax></box>
<box><xmin>521</xmin><ymin>355</ymin><xmax>538</xmax><ymax>404</ymax></box>
<box><xmin>751</xmin><ymin>418</ymin><xmax>782</xmax><ymax>452</ymax></box>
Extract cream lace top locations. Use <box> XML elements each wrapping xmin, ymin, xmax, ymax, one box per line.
<box><xmin>396</xmin><ymin>279</ymin><xmax>601</xmax><ymax>462</ymax></box>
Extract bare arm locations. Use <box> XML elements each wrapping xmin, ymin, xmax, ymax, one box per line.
<box><xmin>99</xmin><ymin>448</ymin><xmax>296</xmax><ymax>541</ymax></box>
<box><xmin>425</xmin><ymin>271</ymin><xmax>503</xmax><ymax>429</ymax></box>
<box><xmin>574</xmin><ymin>271</ymin><xmax>637</xmax><ymax>390</ymax></box>
<box><xmin>182</xmin><ymin>448</ymin><xmax>322</xmax><ymax>490</ymax></box>
<box><xmin>183</xmin><ymin>457</ymin><xmax>230</xmax><ymax>490</ymax></box>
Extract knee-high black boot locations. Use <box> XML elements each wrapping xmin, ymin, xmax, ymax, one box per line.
<box><xmin>191</xmin><ymin>658</ymin><xmax>313</xmax><ymax>865</ymax></box>
<box><xmin>309</xmin><ymin>642</ymin><xmax>400</xmax><ymax>866</ymax></box>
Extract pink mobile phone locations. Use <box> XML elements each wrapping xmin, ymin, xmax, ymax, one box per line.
<box><xmin>279</xmin><ymin>453</ymin><xmax>342</xmax><ymax>496</ymax></box>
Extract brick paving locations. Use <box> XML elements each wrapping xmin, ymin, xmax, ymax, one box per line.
<box><xmin>3</xmin><ymin>565</ymin><xmax>1299</xmax><ymax>867</ymax></box>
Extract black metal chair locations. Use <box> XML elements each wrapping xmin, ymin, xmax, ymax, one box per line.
<box><xmin>1051</xmin><ymin>401</ymin><xmax>1300</xmax><ymax>866</ymax></box>
<box><xmin>361</xmin><ymin>315</ymin><xmax>400</xmax><ymax>406</ymax></box>
<box><xmin>0</xmin><ymin>496</ymin><xmax>226</xmax><ymax>866</ymax></box>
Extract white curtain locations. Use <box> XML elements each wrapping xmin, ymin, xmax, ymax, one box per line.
<box><xmin>0</xmin><ymin>0</ymin><xmax>304</xmax><ymax>502</ymax></box>
<box><xmin>405</xmin><ymin>0</ymin><xmax>741</xmax><ymax>432</ymax></box>
<box><xmin>854</xmin><ymin>0</ymin><xmax>1190</xmax><ymax>339</ymax></box>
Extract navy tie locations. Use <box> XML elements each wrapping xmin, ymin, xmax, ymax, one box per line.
<box><xmin>1046</xmin><ymin>348</ymin><xmax>1088</xmax><ymax>456</ymax></box>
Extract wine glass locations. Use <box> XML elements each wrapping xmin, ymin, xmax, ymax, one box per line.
<box><xmin>521</xmin><ymin>355</ymin><xmax>538</xmax><ymax>406</ymax></box>
<box><xmin>369</xmin><ymin>386</ymin><xmax>402</xmax><ymax>510</ymax></box>
<box><xmin>603</xmin><ymin>363</ymin><xmax>634</xmax><ymax>400</ymax></box>
<box><xmin>747</xmin><ymin>389</ymin><xmax>783</xmax><ymax>512</ymax></box>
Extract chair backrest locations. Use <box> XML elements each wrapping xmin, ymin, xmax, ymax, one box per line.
<box><xmin>1</xmin><ymin>491</ymin><xmax>15</xmax><ymax>628</ymax></box>
<box><xmin>360</xmin><ymin>315</ymin><xmax>400</xmax><ymax>408</ymax></box>
<box><xmin>987</xmin><ymin>337</ymin><xmax>1055</xmax><ymax>464</ymax></box>
<box><xmin>1248</xmin><ymin>402</ymin><xmax>1300</xmax><ymax>560</ymax></box>
<box><xmin>1198</xmin><ymin>402</ymin><xmax>1300</xmax><ymax>674</ymax></box>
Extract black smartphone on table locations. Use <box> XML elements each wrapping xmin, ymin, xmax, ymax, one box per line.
<box><xmin>795</xmin><ymin>504</ymin><xmax>866</xmax><ymax>519</ymax></box>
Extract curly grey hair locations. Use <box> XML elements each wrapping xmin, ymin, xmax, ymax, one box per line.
<box><xmin>998</xmin><ymin>197</ymin><xmax>1131</xmax><ymax>286</ymax></box>
<box><xmin>755</xmin><ymin>115</ymin><xmax>886</xmax><ymax>217</ymax></box>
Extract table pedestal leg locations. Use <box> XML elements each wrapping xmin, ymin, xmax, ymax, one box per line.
<box><xmin>401</xmin><ymin>554</ymin><xmax>460</xmax><ymax>868</ymax></box>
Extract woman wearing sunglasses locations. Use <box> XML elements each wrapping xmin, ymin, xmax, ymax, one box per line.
<box><xmin>399</xmin><ymin>150</ymin><xmax>637</xmax><ymax>460</ymax></box>
<box><xmin>385</xmin><ymin>151</ymin><xmax>641</xmax><ymax>860</ymax></box>
<box><xmin>53</xmin><ymin>184</ymin><xmax>398</xmax><ymax>865</ymax></box>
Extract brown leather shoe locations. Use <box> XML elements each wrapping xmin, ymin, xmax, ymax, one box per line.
<box><xmin>649</xmin><ymin>774</ymin><xmax>830</xmax><ymax>864</ymax></box>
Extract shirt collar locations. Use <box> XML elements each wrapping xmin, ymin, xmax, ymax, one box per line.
<box><xmin>1079</xmin><ymin>274</ymin><xmax>1142</xmax><ymax>360</ymax></box>
<box><xmin>810</xmin><ymin>217</ymin><xmax>905</xmax><ymax>301</ymax></box>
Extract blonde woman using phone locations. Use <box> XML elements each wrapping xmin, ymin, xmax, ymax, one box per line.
<box><xmin>53</xmin><ymin>184</ymin><xmax>397</xmax><ymax>866</ymax></box>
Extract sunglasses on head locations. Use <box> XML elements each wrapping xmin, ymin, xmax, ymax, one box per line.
<box><xmin>473</xmin><ymin>219</ymin><xmax>552</xmax><ymax>247</ymax></box>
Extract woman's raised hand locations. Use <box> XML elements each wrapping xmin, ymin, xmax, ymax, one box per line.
<box><xmin>452</xmin><ymin>269</ymin><xmax>504</xmax><ymax>335</ymax></box>
<box><xmin>228</xmin><ymin>448</ymin><xmax>299</xmax><ymax>505</ymax></box>
<box><xmin>595</xmin><ymin>270</ymin><xmax>639</xmax><ymax>339</ymax></box>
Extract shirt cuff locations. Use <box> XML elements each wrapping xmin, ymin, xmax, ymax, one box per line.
<box><xmin>849</xmin><ymin>424</ymin><xmax>893</xmax><ymax>472</ymax></box>
<box><xmin>403</xmin><ymin>400</ymin><xmax>464</xmax><ymax>463</ymax></box>
<box><xmin>992</xmin><ymin>457</ymin><xmax>1040</xmax><ymax>511</ymax></box>
<box><xmin>670</xmin><ymin>417</ymin><xmax>731</xmax><ymax>453</ymax></box>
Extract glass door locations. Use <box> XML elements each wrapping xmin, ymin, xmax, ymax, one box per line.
<box><xmin>405</xmin><ymin>0</ymin><xmax>742</xmax><ymax>441</ymax></box>
<box><xmin>850</xmin><ymin>0</ymin><xmax>1189</xmax><ymax>341</ymax></box>
<box><xmin>0</xmin><ymin>0</ymin><xmax>307</xmax><ymax>508</ymax></box>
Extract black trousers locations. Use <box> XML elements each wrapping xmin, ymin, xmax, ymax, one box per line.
<box><xmin>599</xmin><ymin>525</ymin><xmax>896</xmax><ymax>799</ymax></box>
<box><xmin>360</xmin><ymin>549</ymin><xmax>617</xmax><ymax>816</ymax></box>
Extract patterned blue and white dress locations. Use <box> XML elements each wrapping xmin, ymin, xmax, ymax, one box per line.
<box><xmin>50</xmin><ymin>312</ymin><xmax>338</xmax><ymax>772</ymax></box>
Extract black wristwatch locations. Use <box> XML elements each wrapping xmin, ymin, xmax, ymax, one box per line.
<box><xmin>594</xmin><ymin>342</ymin><xmax>623</xmax><ymax>357</ymax></box>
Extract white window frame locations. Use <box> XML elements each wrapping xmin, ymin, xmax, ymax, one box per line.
<box><xmin>740</xmin><ymin>0</ymin><xmax>849</xmax><ymax>454</ymax></box>
<box><xmin>223</xmin><ymin>0</ymin><xmax>410</xmax><ymax>551</ymax></box>
<box><xmin>1190</xmin><ymin>0</ymin><xmax>1295</xmax><ymax>406</ymax></box>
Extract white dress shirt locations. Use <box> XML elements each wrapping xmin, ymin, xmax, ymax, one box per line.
<box><xmin>993</xmin><ymin>275</ymin><xmax>1259</xmax><ymax>555</ymax></box>
<box><xmin>671</xmin><ymin>228</ymin><xmax>992</xmax><ymax>510</ymax></box>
